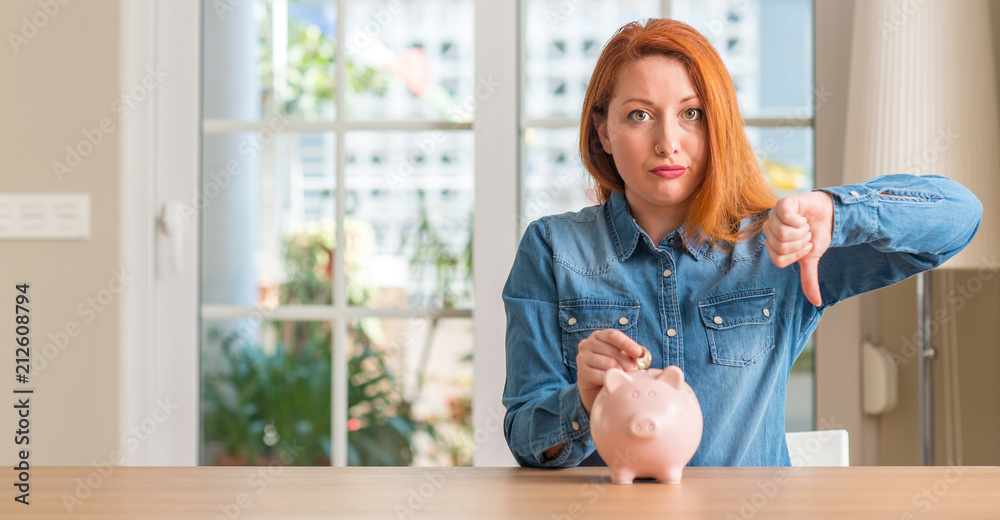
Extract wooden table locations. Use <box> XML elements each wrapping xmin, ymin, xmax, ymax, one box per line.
<box><xmin>4</xmin><ymin>466</ymin><xmax>999</xmax><ymax>519</ymax></box>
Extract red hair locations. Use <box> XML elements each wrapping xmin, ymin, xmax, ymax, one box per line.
<box><xmin>580</xmin><ymin>18</ymin><xmax>776</xmax><ymax>245</ymax></box>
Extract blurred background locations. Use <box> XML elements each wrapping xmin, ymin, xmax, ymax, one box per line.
<box><xmin>2</xmin><ymin>0</ymin><xmax>997</xmax><ymax>470</ymax></box>
<box><xmin>200</xmin><ymin>0</ymin><xmax>813</xmax><ymax>468</ymax></box>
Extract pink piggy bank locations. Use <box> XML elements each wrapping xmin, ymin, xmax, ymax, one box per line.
<box><xmin>590</xmin><ymin>365</ymin><xmax>703</xmax><ymax>484</ymax></box>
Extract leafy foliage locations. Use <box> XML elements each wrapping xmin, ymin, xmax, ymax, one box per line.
<box><xmin>400</xmin><ymin>190</ymin><xmax>473</xmax><ymax>308</ymax></box>
<box><xmin>203</xmin><ymin>7</ymin><xmax>473</xmax><ymax>467</ymax></box>
<box><xmin>202</xmin><ymin>220</ymin><xmax>432</xmax><ymax>466</ymax></box>
<box><xmin>257</xmin><ymin>7</ymin><xmax>388</xmax><ymax>117</ymax></box>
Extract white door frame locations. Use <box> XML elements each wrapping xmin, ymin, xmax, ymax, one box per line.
<box><xmin>120</xmin><ymin>0</ymin><xmax>200</xmax><ymax>465</ymax></box>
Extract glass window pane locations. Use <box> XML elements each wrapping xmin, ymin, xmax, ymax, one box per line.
<box><xmin>522</xmin><ymin>127</ymin><xmax>596</xmax><ymax>231</ymax></box>
<box><xmin>348</xmin><ymin>317</ymin><xmax>473</xmax><ymax>466</ymax></box>
<box><xmin>201</xmin><ymin>132</ymin><xmax>336</xmax><ymax>306</ymax></box>
<box><xmin>203</xmin><ymin>1</ymin><xmax>268</xmax><ymax>121</ymax></box>
<box><xmin>524</xmin><ymin>0</ymin><xmax>661</xmax><ymax>120</ymax></box>
<box><xmin>201</xmin><ymin>319</ymin><xmax>332</xmax><ymax>466</ymax></box>
<box><xmin>757</xmin><ymin>0</ymin><xmax>812</xmax><ymax>117</ymax></box>
<box><xmin>203</xmin><ymin>0</ymin><xmax>339</xmax><ymax>121</ymax></box>
<box><xmin>277</xmin><ymin>0</ymin><xmax>339</xmax><ymax>119</ymax></box>
<box><xmin>203</xmin><ymin>0</ymin><xmax>483</xmax><ymax>469</ymax></box>
<box><xmin>345</xmin><ymin>131</ymin><xmax>473</xmax><ymax>309</ymax></box>
<box><xmin>671</xmin><ymin>0</ymin><xmax>813</xmax><ymax>119</ymax></box>
<box><xmin>345</xmin><ymin>0</ymin><xmax>475</xmax><ymax>121</ymax></box>
<box><xmin>745</xmin><ymin>125</ymin><xmax>814</xmax><ymax>197</ymax></box>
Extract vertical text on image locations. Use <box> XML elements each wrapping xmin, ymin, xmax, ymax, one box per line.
<box><xmin>13</xmin><ymin>282</ymin><xmax>33</xmax><ymax>506</ymax></box>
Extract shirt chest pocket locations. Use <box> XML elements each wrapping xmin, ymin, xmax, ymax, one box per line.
<box><xmin>697</xmin><ymin>289</ymin><xmax>775</xmax><ymax>367</ymax></box>
<box><xmin>558</xmin><ymin>300</ymin><xmax>640</xmax><ymax>370</ymax></box>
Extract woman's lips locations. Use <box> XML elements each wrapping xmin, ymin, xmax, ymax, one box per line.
<box><xmin>650</xmin><ymin>165</ymin><xmax>687</xmax><ymax>178</ymax></box>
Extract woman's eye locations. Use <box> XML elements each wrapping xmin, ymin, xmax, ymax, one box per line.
<box><xmin>628</xmin><ymin>110</ymin><xmax>650</xmax><ymax>122</ymax></box>
<box><xmin>682</xmin><ymin>108</ymin><xmax>703</xmax><ymax>121</ymax></box>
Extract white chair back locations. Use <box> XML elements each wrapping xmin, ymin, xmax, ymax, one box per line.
<box><xmin>785</xmin><ymin>429</ymin><xmax>849</xmax><ymax>467</ymax></box>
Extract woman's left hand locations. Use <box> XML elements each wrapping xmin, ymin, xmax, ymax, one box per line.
<box><xmin>763</xmin><ymin>191</ymin><xmax>834</xmax><ymax>307</ymax></box>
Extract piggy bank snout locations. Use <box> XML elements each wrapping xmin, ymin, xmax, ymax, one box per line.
<box><xmin>627</xmin><ymin>415</ymin><xmax>658</xmax><ymax>439</ymax></box>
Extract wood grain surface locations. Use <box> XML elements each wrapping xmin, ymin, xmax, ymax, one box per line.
<box><xmin>3</xmin><ymin>465</ymin><xmax>999</xmax><ymax>519</ymax></box>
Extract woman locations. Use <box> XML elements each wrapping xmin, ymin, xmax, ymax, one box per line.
<box><xmin>502</xmin><ymin>18</ymin><xmax>982</xmax><ymax>467</ymax></box>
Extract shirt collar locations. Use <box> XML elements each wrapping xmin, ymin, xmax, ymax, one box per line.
<box><xmin>605</xmin><ymin>190</ymin><xmax>709</xmax><ymax>261</ymax></box>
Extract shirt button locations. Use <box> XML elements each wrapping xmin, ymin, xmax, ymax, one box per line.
<box><xmin>666</xmin><ymin>328</ymin><xmax>677</xmax><ymax>337</ymax></box>
<box><xmin>567</xmin><ymin>317</ymin><xmax>577</xmax><ymax>326</ymax></box>
<box><xmin>850</xmin><ymin>190</ymin><xmax>860</xmax><ymax>197</ymax></box>
<box><xmin>571</xmin><ymin>421</ymin><xmax>580</xmax><ymax>431</ymax></box>
<box><xmin>619</xmin><ymin>317</ymin><xmax>629</xmax><ymax>326</ymax></box>
<box><xmin>762</xmin><ymin>308</ymin><xmax>771</xmax><ymax>317</ymax></box>
<box><xmin>713</xmin><ymin>316</ymin><xmax>723</xmax><ymax>325</ymax></box>
<box><xmin>662</xmin><ymin>269</ymin><xmax>672</xmax><ymax>278</ymax></box>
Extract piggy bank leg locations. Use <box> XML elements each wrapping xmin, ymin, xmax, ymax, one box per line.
<box><xmin>609</xmin><ymin>467</ymin><xmax>636</xmax><ymax>485</ymax></box>
<box><xmin>661</xmin><ymin>466</ymin><xmax>684</xmax><ymax>484</ymax></box>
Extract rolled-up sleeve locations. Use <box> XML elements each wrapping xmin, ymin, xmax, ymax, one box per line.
<box><xmin>812</xmin><ymin>174</ymin><xmax>983</xmax><ymax>306</ymax></box>
<box><xmin>502</xmin><ymin>219</ymin><xmax>597</xmax><ymax>467</ymax></box>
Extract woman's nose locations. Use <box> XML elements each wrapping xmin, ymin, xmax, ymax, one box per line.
<box><xmin>656</xmin><ymin>120</ymin><xmax>680</xmax><ymax>156</ymax></box>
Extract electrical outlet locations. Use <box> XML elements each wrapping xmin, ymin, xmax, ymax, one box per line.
<box><xmin>0</xmin><ymin>193</ymin><xmax>90</xmax><ymax>240</ymax></box>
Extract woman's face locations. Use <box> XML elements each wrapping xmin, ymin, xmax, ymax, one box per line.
<box><xmin>596</xmin><ymin>55</ymin><xmax>708</xmax><ymax>219</ymax></box>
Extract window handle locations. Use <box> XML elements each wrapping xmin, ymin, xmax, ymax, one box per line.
<box><xmin>157</xmin><ymin>201</ymin><xmax>185</xmax><ymax>275</ymax></box>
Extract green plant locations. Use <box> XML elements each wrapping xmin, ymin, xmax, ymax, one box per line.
<box><xmin>347</xmin><ymin>341</ymin><xmax>429</xmax><ymax>466</ymax></box>
<box><xmin>202</xmin><ymin>219</ymin><xmax>434</xmax><ymax>466</ymax></box>
<box><xmin>202</xmin><ymin>326</ymin><xmax>331</xmax><ymax>466</ymax></box>
<box><xmin>256</xmin><ymin>5</ymin><xmax>389</xmax><ymax>117</ymax></box>
<box><xmin>401</xmin><ymin>190</ymin><xmax>473</xmax><ymax>308</ymax></box>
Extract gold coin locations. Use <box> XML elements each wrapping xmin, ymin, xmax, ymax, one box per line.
<box><xmin>637</xmin><ymin>347</ymin><xmax>652</xmax><ymax>370</ymax></box>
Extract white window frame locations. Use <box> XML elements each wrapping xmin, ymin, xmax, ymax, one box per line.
<box><xmin>121</xmin><ymin>0</ymin><xmax>201</xmax><ymax>465</ymax></box>
<box><xmin>123</xmin><ymin>0</ymin><xmax>519</xmax><ymax>466</ymax></box>
<box><xmin>123</xmin><ymin>0</ymin><xmax>856</xmax><ymax>467</ymax></box>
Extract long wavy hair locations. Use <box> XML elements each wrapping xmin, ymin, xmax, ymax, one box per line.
<box><xmin>580</xmin><ymin>18</ymin><xmax>776</xmax><ymax>245</ymax></box>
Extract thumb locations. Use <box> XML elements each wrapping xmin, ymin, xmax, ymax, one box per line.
<box><xmin>798</xmin><ymin>256</ymin><xmax>822</xmax><ymax>307</ymax></box>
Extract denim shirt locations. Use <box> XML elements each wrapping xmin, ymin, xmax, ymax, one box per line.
<box><xmin>502</xmin><ymin>174</ymin><xmax>982</xmax><ymax>468</ymax></box>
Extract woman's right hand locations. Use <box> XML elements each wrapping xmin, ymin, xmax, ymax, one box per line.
<box><xmin>576</xmin><ymin>329</ymin><xmax>645</xmax><ymax>414</ymax></box>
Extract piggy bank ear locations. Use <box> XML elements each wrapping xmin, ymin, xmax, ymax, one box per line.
<box><xmin>604</xmin><ymin>368</ymin><xmax>633</xmax><ymax>393</ymax></box>
<box><xmin>656</xmin><ymin>365</ymin><xmax>685</xmax><ymax>389</ymax></box>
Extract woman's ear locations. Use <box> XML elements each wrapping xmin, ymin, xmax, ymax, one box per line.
<box><xmin>593</xmin><ymin>112</ymin><xmax>612</xmax><ymax>155</ymax></box>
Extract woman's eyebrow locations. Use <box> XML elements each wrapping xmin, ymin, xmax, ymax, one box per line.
<box><xmin>620</xmin><ymin>94</ymin><xmax>701</xmax><ymax>106</ymax></box>
<box><xmin>621</xmin><ymin>97</ymin><xmax>654</xmax><ymax>106</ymax></box>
